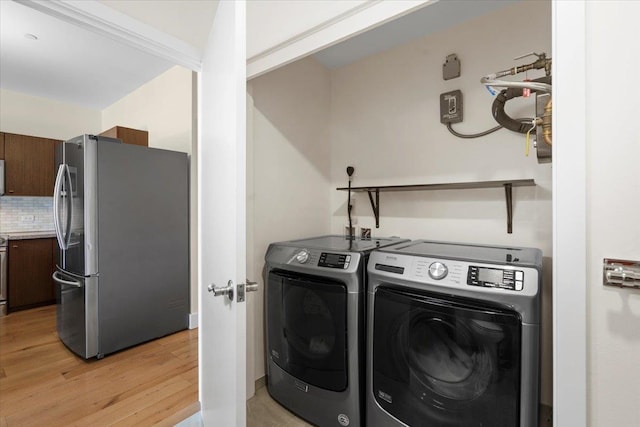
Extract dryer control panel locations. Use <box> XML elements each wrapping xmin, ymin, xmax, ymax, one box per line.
<box><xmin>467</xmin><ymin>266</ymin><xmax>524</xmax><ymax>291</ymax></box>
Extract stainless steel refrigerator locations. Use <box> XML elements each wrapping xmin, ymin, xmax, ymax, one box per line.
<box><xmin>53</xmin><ymin>134</ymin><xmax>189</xmax><ymax>359</ymax></box>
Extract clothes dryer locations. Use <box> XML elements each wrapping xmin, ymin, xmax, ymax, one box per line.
<box><xmin>265</xmin><ymin>235</ymin><xmax>408</xmax><ymax>427</ymax></box>
<box><xmin>367</xmin><ymin>240</ymin><xmax>542</xmax><ymax>427</ymax></box>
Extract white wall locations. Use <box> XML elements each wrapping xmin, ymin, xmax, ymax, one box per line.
<box><xmin>101</xmin><ymin>65</ymin><xmax>198</xmax><ymax>317</ymax></box>
<box><xmin>249</xmin><ymin>56</ymin><xmax>333</xmax><ymax>382</ymax></box>
<box><xmin>329</xmin><ymin>0</ymin><xmax>553</xmax><ymax>404</ymax></box>
<box><xmin>102</xmin><ymin>65</ymin><xmax>193</xmax><ymax>153</ymax></box>
<box><xmin>586</xmin><ymin>2</ymin><xmax>640</xmax><ymax>425</ymax></box>
<box><xmin>0</xmin><ymin>88</ymin><xmax>101</xmax><ymax>139</ymax></box>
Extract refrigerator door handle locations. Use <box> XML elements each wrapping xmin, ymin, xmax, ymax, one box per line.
<box><xmin>53</xmin><ymin>164</ymin><xmax>67</xmax><ymax>250</ymax></box>
<box><xmin>52</xmin><ymin>271</ymin><xmax>83</xmax><ymax>288</ymax></box>
<box><xmin>64</xmin><ymin>165</ymin><xmax>73</xmax><ymax>249</ymax></box>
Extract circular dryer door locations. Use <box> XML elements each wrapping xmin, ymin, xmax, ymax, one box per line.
<box><xmin>267</xmin><ymin>269</ymin><xmax>348</xmax><ymax>392</ymax></box>
<box><xmin>372</xmin><ymin>286</ymin><xmax>522</xmax><ymax>426</ymax></box>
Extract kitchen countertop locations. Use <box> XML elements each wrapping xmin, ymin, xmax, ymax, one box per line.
<box><xmin>4</xmin><ymin>230</ymin><xmax>57</xmax><ymax>240</ymax></box>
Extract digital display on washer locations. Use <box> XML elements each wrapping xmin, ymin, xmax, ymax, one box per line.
<box><xmin>318</xmin><ymin>252</ymin><xmax>350</xmax><ymax>269</ymax></box>
<box><xmin>467</xmin><ymin>266</ymin><xmax>524</xmax><ymax>291</ymax></box>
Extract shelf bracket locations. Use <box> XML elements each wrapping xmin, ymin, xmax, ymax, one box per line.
<box><xmin>504</xmin><ymin>183</ymin><xmax>513</xmax><ymax>234</ymax></box>
<box><xmin>366</xmin><ymin>189</ymin><xmax>380</xmax><ymax>228</ymax></box>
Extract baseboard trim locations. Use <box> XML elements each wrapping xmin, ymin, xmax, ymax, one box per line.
<box><xmin>189</xmin><ymin>313</ymin><xmax>198</xmax><ymax>329</ymax></box>
<box><xmin>255</xmin><ymin>375</ymin><xmax>266</xmax><ymax>391</ymax></box>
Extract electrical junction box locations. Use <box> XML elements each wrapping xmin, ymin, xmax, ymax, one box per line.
<box><xmin>443</xmin><ymin>54</ymin><xmax>461</xmax><ymax>80</ymax></box>
<box><xmin>440</xmin><ymin>90</ymin><xmax>463</xmax><ymax>124</ymax></box>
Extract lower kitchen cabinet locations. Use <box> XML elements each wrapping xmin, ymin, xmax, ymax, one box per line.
<box><xmin>8</xmin><ymin>238</ymin><xmax>56</xmax><ymax>312</ymax></box>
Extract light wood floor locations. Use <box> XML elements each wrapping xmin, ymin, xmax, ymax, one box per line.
<box><xmin>0</xmin><ymin>305</ymin><xmax>315</xmax><ymax>427</ymax></box>
<box><xmin>0</xmin><ymin>305</ymin><xmax>199</xmax><ymax>426</ymax></box>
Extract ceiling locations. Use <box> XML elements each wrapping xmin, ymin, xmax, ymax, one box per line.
<box><xmin>0</xmin><ymin>0</ymin><xmax>216</xmax><ymax>110</ymax></box>
<box><xmin>98</xmin><ymin>0</ymin><xmax>217</xmax><ymax>53</ymax></box>
<box><xmin>314</xmin><ymin>0</ymin><xmax>519</xmax><ymax>69</ymax></box>
<box><xmin>0</xmin><ymin>0</ymin><xmax>518</xmax><ymax>111</ymax></box>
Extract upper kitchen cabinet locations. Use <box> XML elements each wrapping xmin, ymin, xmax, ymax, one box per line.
<box><xmin>4</xmin><ymin>133</ymin><xmax>58</xmax><ymax>197</ymax></box>
<box><xmin>0</xmin><ymin>132</ymin><xmax>5</xmax><ymax>159</ymax></box>
<box><xmin>99</xmin><ymin>126</ymin><xmax>148</xmax><ymax>147</ymax></box>
<box><xmin>246</xmin><ymin>0</ymin><xmax>430</xmax><ymax>78</ymax></box>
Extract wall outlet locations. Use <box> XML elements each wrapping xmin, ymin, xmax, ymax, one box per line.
<box><xmin>360</xmin><ymin>227</ymin><xmax>372</xmax><ymax>239</ymax></box>
<box><xmin>20</xmin><ymin>215</ymin><xmax>35</xmax><ymax>223</ymax></box>
<box><xmin>440</xmin><ymin>90</ymin><xmax>463</xmax><ymax>124</ymax></box>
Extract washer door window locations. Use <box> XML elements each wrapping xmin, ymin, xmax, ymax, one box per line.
<box><xmin>267</xmin><ymin>270</ymin><xmax>348</xmax><ymax>392</ymax></box>
<box><xmin>373</xmin><ymin>286</ymin><xmax>522</xmax><ymax>426</ymax></box>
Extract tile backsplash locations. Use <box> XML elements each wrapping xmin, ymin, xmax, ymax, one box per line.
<box><xmin>0</xmin><ymin>197</ymin><xmax>54</xmax><ymax>233</ymax></box>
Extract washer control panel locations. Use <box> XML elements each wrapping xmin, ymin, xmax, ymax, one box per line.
<box><xmin>370</xmin><ymin>249</ymin><xmax>539</xmax><ymax>296</ymax></box>
<box><xmin>318</xmin><ymin>252</ymin><xmax>351</xmax><ymax>269</ymax></box>
<box><xmin>467</xmin><ymin>266</ymin><xmax>524</xmax><ymax>291</ymax></box>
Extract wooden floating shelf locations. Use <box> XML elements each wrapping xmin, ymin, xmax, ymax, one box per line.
<box><xmin>337</xmin><ymin>179</ymin><xmax>536</xmax><ymax>234</ymax></box>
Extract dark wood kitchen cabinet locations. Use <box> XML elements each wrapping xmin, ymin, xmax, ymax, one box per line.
<box><xmin>4</xmin><ymin>133</ymin><xmax>59</xmax><ymax>196</ymax></box>
<box><xmin>0</xmin><ymin>132</ymin><xmax>5</xmax><ymax>159</ymax></box>
<box><xmin>100</xmin><ymin>126</ymin><xmax>148</xmax><ymax>147</ymax></box>
<box><xmin>8</xmin><ymin>238</ymin><xmax>56</xmax><ymax>312</ymax></box>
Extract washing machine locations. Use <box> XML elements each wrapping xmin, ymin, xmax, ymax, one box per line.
<box><xmin>265</xmin><ymin>235</ymin><xmax>409</xmax><ymax>427</ymax></box>
<box><xmin>367</xmin><ymin>240</ymin><xmax>542</xmax><ymax>427</ymax></box>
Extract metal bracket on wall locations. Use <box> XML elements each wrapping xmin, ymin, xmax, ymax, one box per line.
<box><xmin>504</xmin><ymin>183</ymin><xmax>513</xmax><ymax>234</ymax></box>
<box><xmin>366</xmin><ymin>189</ymin><xmax>380</xmax><ymax>228</ymax></box>
<box><xmin>337</xmin><ymin>179</ymin><xmax>535</xmax><ymax>233</ymax></box>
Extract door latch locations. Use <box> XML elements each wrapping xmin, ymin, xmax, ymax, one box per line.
<box><xmin>604</xmin><ymin>259</ymin><xmax>640</xmax><ymax>289</ymax></box>
<box><xmin>237</xmin><ymin>279</ymin><xmax>259</xmax><ymax>302</ymax></box>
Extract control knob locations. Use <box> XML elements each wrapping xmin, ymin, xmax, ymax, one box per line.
<box><xmin>295</xmin><ymin>250</ymin><xmax>310</xmax><ymax>264</ymax></box>
<box><xmin>428</xmin><ymin>262</ymin><xmax>448</xmax><ymax>280</ymax></box>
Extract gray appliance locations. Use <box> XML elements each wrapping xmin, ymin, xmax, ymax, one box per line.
<box><xmin>53</xmin><ymin>134</ymin><xmax>189</xmax><ymax>359</ymax></box>
<box><xmin>0</xmin><ymin>235</ymin><xmax>7</xmax><ymax>316</ymax></box>
<box><xmin>0</xmin><ymin>159</ymin><xmax>5</xmax><ymax>195</ymax></box>
<box><xmin>265</xmin><ymin>235</ymin><xmax>408</xmax><ymax>427</ymax></box>
<box><xmin>367</xmin><ymin>240</ymin><xmax>542</xmax><ymax>427</ymax></box>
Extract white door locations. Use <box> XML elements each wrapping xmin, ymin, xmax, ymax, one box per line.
<box><xmin>198</xmin><ymin>1</ymin><xmax>247</xmax><ymax>425</ymax></box>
